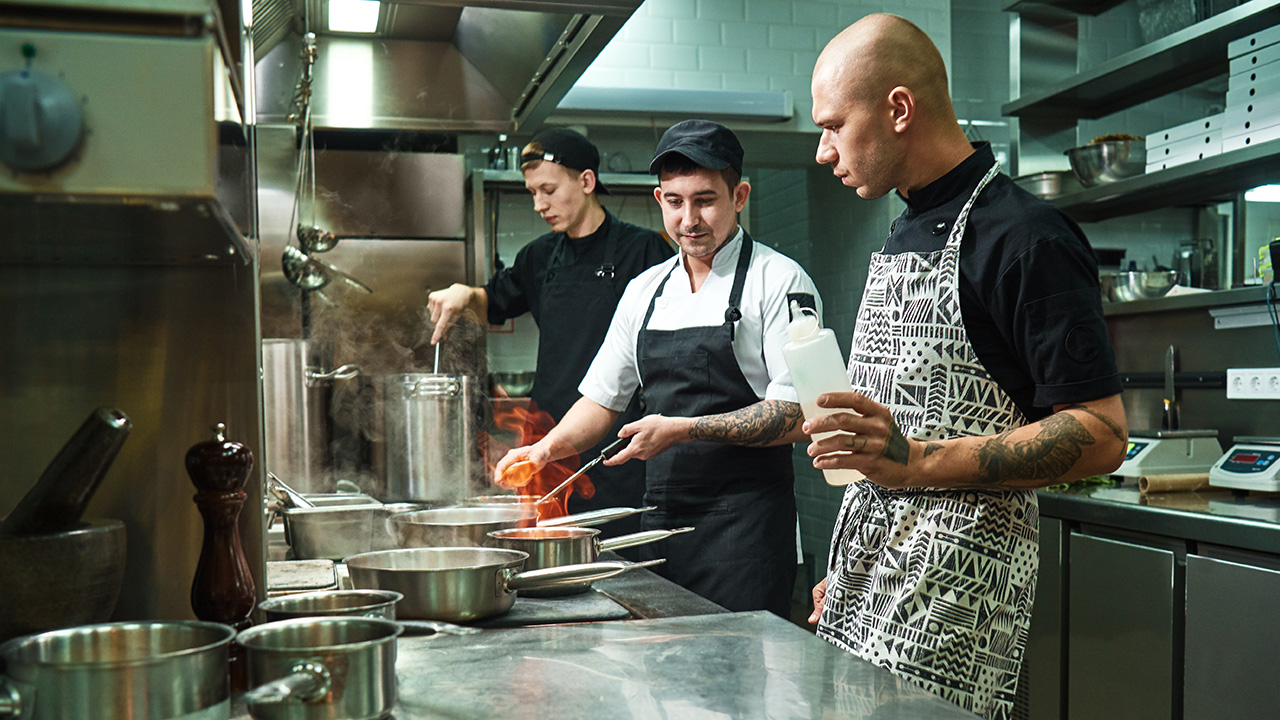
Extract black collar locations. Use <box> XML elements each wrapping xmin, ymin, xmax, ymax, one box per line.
<box><xmin>898</xmin><ymin>142</ymin><xmax>995</xmax><ymax>214</ymax></box>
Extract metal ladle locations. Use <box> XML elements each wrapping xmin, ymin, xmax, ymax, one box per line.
<box><xmin>298</xmin><ymin>225</ymin><xmax>340</xmax><ymax>254</ymax></box>
<box><xmin>282</xmin><ymin>245</ymin><xmax>372</xmax><ymax>294</ymax></box>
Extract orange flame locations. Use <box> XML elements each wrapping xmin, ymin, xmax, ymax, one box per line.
<box><xmin>481</xmin><ymin>399</ymin><xmax>594</xmax><ymax>521</ymax></box>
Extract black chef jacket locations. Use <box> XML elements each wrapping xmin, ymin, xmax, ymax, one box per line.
<box><xmin>884</xmin><ymin>143</ymin><xmax>1122</xmax><ymax>421</ymax></box>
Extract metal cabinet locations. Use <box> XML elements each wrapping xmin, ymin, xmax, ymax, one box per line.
<box><xmin>1184</xmin><ymin>552</ymin><xmax>1280</xmax><ymax>719</ymax></box>
<box><xmin>1067</xmin><ymin>531</ymin><xmax>1182</xmax><ymax>720</ymax></box>
<box><xmin>1019</xmin><ymin>517</ymin><xmax>1065</xmax><ymax>720</ymax></box>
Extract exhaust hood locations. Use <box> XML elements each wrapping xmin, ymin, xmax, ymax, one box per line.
<box><xmin>255</xmin><ymin>0</ymin><xmax>643</xmax><ymax>133</ymax></box>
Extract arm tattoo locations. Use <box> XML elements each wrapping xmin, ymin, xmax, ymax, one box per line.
<box><xmin>689</xmin><ymin>400</ymin><xmax>803</xmax><ymax>447</ymax></box>
<box><xmin>1063</xmin><ymin>403</ymin><xmax>1128</xmax><ymax>443</ymax></box>
<box><xmin>882</xmin><ymin>422</ymin><xmax>911</xmax><ymax>465</ymax></box>
<box><xmin>973</xmin><ymin>411</ymin><xmax>1096</xmax><ymax>485</ymax></box>
<box><xmin>923</xmin><ymin>442</ymin><xmax>944</xmax><ymax>458</ymax></box>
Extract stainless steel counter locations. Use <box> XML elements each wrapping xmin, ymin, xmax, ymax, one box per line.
<box><xmin>1038</xmin><ymin>483</ymin><xmax>1280</xmax><ymax>552</ymax></box>
<box><xmin>232</xmin><ymin>611</ymin><xmax>978</xmax><ymax>719</ymax></box>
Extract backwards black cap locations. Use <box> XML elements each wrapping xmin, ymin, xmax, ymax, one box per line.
<box><xmin>648</xmin><ymin>119</ymin><xmax>744</xmax><ymax>175</ymax></box>
<box><xmin>520</xmin><ymin>128</ymin><xmax>610</xmax><ymax>195</ymax></box>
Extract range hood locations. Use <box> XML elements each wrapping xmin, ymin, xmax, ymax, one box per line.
<box><xmin>254</xmin><ymin>0</ymin><xmax>643</xmax><ymax>133</ymax></box>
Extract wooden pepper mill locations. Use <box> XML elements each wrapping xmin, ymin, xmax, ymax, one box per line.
<box><xmin>187</xmin><ymin>422</ymin><xmax>256</xmax><ymax>691</ymax></box>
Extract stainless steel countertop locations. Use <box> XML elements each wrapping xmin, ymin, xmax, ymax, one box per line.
<box><xmin>1038</xmin><ymin>483</ymin><xmax>1280</xmax><ymax>552</ymax></box>
<box><xmin>232</xmin><ymin>611</ymin><xmax>978</xmax><ymax>719</ymax></box>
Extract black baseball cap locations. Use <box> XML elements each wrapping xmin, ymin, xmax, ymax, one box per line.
<box><xmin>520</xmin><ymin>128</ymin><xmax>610</xmax><ymax>195</ymax></box>
<box><xmin>649</xmin><ymin>119</ymin><xmax>744</xmax><ymax>175</ymax></box>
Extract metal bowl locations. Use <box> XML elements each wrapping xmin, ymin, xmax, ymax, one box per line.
<box><xmin>1100</xmin><ymin>270</ymin><xmax>1179</xmax><ymax>302</ymax></box>
<box><xmin>1065</xmin><ymin>140</ymin><xmax>1146</xmax><ymax>187</ymax></box>
<box><xmin>1013</xmin><ymin>170</ymin><xmax>1082</xmax><ymax>199</ymax></box>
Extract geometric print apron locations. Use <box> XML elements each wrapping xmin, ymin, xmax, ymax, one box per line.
<box><xmin>817</xmin><ymin>163</ymin><xmax>1040</xmax><ymax>720</ymax></box>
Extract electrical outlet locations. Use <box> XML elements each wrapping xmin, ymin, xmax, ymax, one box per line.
<box><xmin>1227</xmin><ymin>368</ymin><xmax>1280</xmax><ymax>399</ymax></box>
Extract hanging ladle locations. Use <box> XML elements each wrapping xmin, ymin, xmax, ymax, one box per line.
<box><xmin>298</xmin><ymin>225</ymin><xmax>341</xmax><ymax>254</ymax></box>
<box><xmin>282</xmin><ymin>245</ymin><xmax>372</xmax><ymax>294</ymax></box>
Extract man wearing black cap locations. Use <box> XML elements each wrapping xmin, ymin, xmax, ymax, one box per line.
<box><xmin>430</xmin><ymin>128</ymin><xmax>672</xmax><ymax>526</ymax></box>
<box><xmin>494</xmin><ymin>120</ymin><xmax>822</xmax><ymax>617</ymax></box>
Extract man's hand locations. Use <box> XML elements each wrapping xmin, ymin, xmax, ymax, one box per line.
<box><xmin>808</xmin><ymin>577</ymin><xmax>827</xmax><ymax>625</ymax></box>
<box><xmin>427</xmin><ymin>284</ymin><xmax>483</xmax><ymax>345</ymax></box>
<box><xmin>606</xmin><ymin>414</ymin><xmax>695</xmax><ymax>465</ymax></box>
<box><xmin>803</xmin><ymin>391</ymin><xmax>918</xmax><ymax>488</ymax></box>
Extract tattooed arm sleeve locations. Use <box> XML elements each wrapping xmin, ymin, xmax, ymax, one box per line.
<box><xmin>968</xmin><ymin>397</ymin><xmax>1128</xmax><ymax>488</ymax></box>
<box><xmin>689</xmin><ymin>399</ymin><xmax>807</xmax><ymax>447</ymax></box>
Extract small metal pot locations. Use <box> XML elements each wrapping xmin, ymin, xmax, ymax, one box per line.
<box><xmin>387</xmin><ymin>506</ymin><xmax>537</xmax><ymax>548</ymax></box>
<box><xmin>284</xmin><ymin>503</ymin><xmax>428</xmax><ymax>560</ymax></box>
<box><xmin>344</xmin><ymin>547</ymin><xmax>662</xmax><ymax>623</ymax></box>
<box><xmin>239</xmin><ymin>617</ymin><xmax>402</xmax><ymax>720</ymax></box>
<box><xmin>0</xmin><ymin>620</ymin><xmax>235</xmax><ymax>719</ymax></box>
<box><xmin>259</xmin><ymin>590</ymin><xmax>404</xmax><ymax>622</ymax></box>
<box><xmin>486</xmin><ymin>526</ymin><xmax>692</xmax><ymax>596</ymax></box>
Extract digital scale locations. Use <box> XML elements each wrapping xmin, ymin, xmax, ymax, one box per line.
<box><xmin>1115</xmin><ymin>429</ymin><xmax>1222</xmax><ymax>479</ymax></box>
<box><xmin>1209</xmin><ymin>437</ymin><xmax>1280</xmax><ymax>492</ymax></box>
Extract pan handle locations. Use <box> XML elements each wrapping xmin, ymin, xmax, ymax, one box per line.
<box><xmin>505</xmin><ymin>558</ymin><xmax>665</xmax><ymax>593</ymax></box>
<box><xmin>0</xmin><ymin>678</ymin><xmax>31</xmax><ymax>720</ymax></box>
<box><xmin>396</xmin><ymin>620</ymin><xmax>482</xmax><ymax>636</ymax></box>
<box><xmin>243</xmin><ymin>662</ymin><xmax>332</xmax><ymax>705</ymax></box>
<box><xmin>598</xmin><ymin>527</ymin><xmax>694</xmax><ymax>552</ymax></box>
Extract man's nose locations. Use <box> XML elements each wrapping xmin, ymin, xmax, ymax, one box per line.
<box><xmin>532</xmin><ymin>194</ymin><xmax>548</xmax><ymax>212</ymax></box>
<box><xmin>815</xmin><ymin>130</ymin><xmax>836</xmax><ymax>165</ymax></box>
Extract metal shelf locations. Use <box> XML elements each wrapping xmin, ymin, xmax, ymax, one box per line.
<box><xmin>1003</xmin><ymin>0</ymin><xmax>1124</xmax><ymax>16</ymax></box>
<box><xmin>1004</xmin><ymin>0</ymin><xmax>1280</xmax><ymax>119</ymax></box>
<box><xmin>1048</xmin><ymin>136</ymin><xmax>1280</xmax><ymax>221</ymax></box>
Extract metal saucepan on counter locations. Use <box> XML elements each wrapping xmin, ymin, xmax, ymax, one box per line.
<box><xmin>0</xmin><ymin>620</ymin><xmax>235</xmax><ymax>719</ymax></box>
<box><xmin>344</xmin><ymin>547</ymin><xmax>663</xmax><ymax>622</ymax></box>
<box><xmin>257</xmin><ymin>590</ymin><xmax>480</xmax><ymax>638</ymax></box>
<box><xmin>388</xmin><ymin>505</ymin><xmax>658</xmax><ymax>548</ymax></box>
<box><xmin>486</xmin><ymin>526</ymin><xmax>694</xmax><ymax>596</ymax></box>
<box><xmin>283</xmin><ymin>502</ymin><xmax>430</xmax><ymax>560</ymax></box>
<box><xmin>238</xmin><ymin>617</ymin><xmax>401</xmax><ymax>720</ymax></box>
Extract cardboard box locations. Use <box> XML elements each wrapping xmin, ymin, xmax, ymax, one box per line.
<box><xmin>1226</xmin><ymin>74</ymin><xmax>1280</xmax><ymax>105</ymax></box>
<box><xmin>1223</xmin><ymin>123</ymin><xmax>1280</xmax><ymax>152</ymax></box>
<box><xmin>1146</xmin><ymin>113</ymin><xmax>1224</xmax><ymax>150</ymax></box>
<box><xmin>1229</xmin><ymin>42</ymin><xmax>1280</xmax><ymax>76</ymax></box>
<box><xmin>1223</xmin><ymin>92</ymin><xmax>1280</xmax><ymax>138</ymax></box>
<box><xmin>1228</xmin><ymin>24</ymin><xmax>1280</xmax><ymax>59</ymax></box>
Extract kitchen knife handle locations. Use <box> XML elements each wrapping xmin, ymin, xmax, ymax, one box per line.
<box><xmin>601</xmin><ymin>435</ymin><xmax>630</xmax><ymax>461</ymax></box>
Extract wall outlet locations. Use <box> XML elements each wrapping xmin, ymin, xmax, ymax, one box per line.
<box><xmin>1227</xmin><ymin>368</ymin><xmax>1280</xmax><ymax>400</ymax></box>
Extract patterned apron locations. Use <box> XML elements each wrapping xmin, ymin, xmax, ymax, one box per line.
<box><xmin>817</xmin><ymin>163</ymin><xmax>1040</xmax><ymax>720</ymax></box>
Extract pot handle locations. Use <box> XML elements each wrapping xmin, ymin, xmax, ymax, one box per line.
<box><xmin>243</xmin><ymin>662</ymin><xmax>332</xmax><ymax>705</ymax></box>
<box><xmin>305</xmin><ymin>364</ymin><xmax>361</xmax><ymax>385</ymax></box>
<box><xmin>396</xmin><ymin>619</ymin><xmax>482</xmax><ymax>636</ymax></box>
<box><xmin>505</xmin><ymin>558</ymin><xmax>665</xmax><ymax>593</ymax></box>
<box><xmin>0</xmin><ymin>677</ymin><xmax>32</xmax><ymax>720</ymax></box>
<box><xmin>598</xmin><ymin>526</ymin><xmax>694</xmax><ymax>552</ymax></box>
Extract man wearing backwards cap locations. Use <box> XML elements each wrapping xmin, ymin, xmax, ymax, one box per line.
<box><xmin>495</xmin><ymin>120</ymin><xmax>822</xmax><ymax>617</ymax></box>
<box><xmin>430</xmin><ymin>128</ymin><xmax>672</xmax><ymax>527</ymax></box>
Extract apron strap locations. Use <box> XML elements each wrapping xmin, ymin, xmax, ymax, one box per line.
<box><xmin>596</xmin><ymin>212</ymin><xmax>619</xmax><ymax>279</ymax></box>
<box><xmin>725</xmin><ymin>230</ymin><xmax>752</xmax><ymax>340</ymax></box>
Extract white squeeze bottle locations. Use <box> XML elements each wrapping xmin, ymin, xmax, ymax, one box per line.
<box><xmin>782</xmin><ymin>300</ymin><xmax>865</xmax><ymax>486</ymax></box>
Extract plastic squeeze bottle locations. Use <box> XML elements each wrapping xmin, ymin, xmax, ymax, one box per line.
<box><xmin>781</xmin><ymin>300</ymin><xmax>865</xmax><ymax>486</ymax></box>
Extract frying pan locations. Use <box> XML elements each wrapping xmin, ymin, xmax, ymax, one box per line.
<box><xmin>485</xmin><ymin>526</ymin><xmax>693</xmax><ymax>596</ymax></box>
<box><xmin>344</xmin><ymin>547</ymin><xmax>663</xmax><ymax>622</ymax></box>
<box><xmin>388</xmin><ymin>505</ymin><xmax>658</xmax><ymax>548</ymax></box>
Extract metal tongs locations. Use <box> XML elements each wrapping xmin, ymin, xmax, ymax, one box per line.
<box><xmin>538</xmin><ymin>437</ymin><xmax>631</xmax><ymax>504</ymax></box>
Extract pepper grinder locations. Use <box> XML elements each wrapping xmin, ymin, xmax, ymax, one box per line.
<box><xmin>187</xmin><ymin>422</ymin><xmax>256</xmax><ymax>690</ymax></box>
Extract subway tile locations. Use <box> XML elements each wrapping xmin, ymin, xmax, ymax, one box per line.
<box><xmin>650</xmin><ymin>44</ymin><xmax>700</xmax><ymax>71</ymax></box>
<box><xmin>593</xmin><ymin>40</ymin><xmax>651</xmax><ymax>69</ymax></box>
<box><xmin>792</xmin><ymin>1</ymin><xmax>838</xmax><ymax>27</ymax></box>
<box><xmin>674</xmin><ymin>18</ymin><xmax>725</xmax><ymax>45</ymax></box>
<box><xmin>745</xmin><ymin>0</ymin><xmax>791</xmax><ymax>24</ymax></box>
<box><xmin>696</xmin><ymin>0</ymin><xmax>746</xmax><ymax>22</ymax></box>
<box><xmin>624</xmin><ymin>68</ymin><xmax>676</xmax><ymax>87</ymax></box>
<box><xmin>699</xmin><ymin>45</ymin><xmax>747</xmax><ymax>73</ymax></box>
<box><xmin>673</xmin><ymin>71</ymin><xmax>724</xmax><ymax>90</ymax></box>
<box><xmin>621</xmin><ymin>16</ymin><xmax>674</xmax><ymax>45</ymax></box>
<box><xmin>721</xmin><ymin>21</ymin><xmax>770</xmax><ymax>48</ymax></box>
<box><xmin>746</xmin><ymin>47</ymin><xmax>793</xmax><ymax>75</ymax></box>
<box><xmin>769</xmin><ymin>24</ymin><xmax>817</xmax><ymax>51</ymax></box>
<box><xmin>793</xmin><ymin>50</ymin><xmax>819</xmax><ymax>78</ymax></box>
<box><xmin>641</xmin><ymin>0</ymin><xmax>698</xmax><ymax>19</ymax></box>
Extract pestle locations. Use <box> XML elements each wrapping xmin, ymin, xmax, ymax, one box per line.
<box><xmin>0</xmin><ymin>408</ymin><xmax>131</xmax><ymax>536</ymax></box>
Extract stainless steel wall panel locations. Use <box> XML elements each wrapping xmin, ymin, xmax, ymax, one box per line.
<box><xmin>312</xmin><ymin>151</ymin><xmax>466</xmax><ymax>239</ymax></box>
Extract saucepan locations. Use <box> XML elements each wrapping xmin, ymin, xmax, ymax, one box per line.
<box><xmin>344</xmin><ymin>547</ymin><xmax>663</xmax><ymax>622</ymax></box>
<box><xmin>388</xmin><ymin>505</ymin><xmax>657</xmax><ymax>548</ymax></box>
<box><xmin>486</xmin><ymin>526</ymin><xmax>694</xmax><ymax>596</ymax></box>
<box><xmin>257</xmin><ymin>590</ymin><xmax>480</xmax><ymax>638</ymax></box>
<box><xmin>238</xmin><ymin>617</ymin><xmax>400</xmax><ymax>720</ymax></box>
<box><xmin>0</xmin><ymin>620</ymin><xmax>235</xmax><ymax>719</ymax></box>
<box><xmin>284</xmin><ymin>502</ymin><xmax>430</xmax><ymax>560</ymax></box>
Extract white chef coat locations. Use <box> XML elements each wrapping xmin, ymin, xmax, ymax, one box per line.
<box><xmin>579</xmin><ymin>227</ymin><xmax>822</xmax><ymax>412</ymax></box>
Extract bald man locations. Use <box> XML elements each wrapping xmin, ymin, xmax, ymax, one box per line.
<box><xmin>803</xmin><ymin>14</ymin><xmax>1126</xmax><ymax>720</ymax></box>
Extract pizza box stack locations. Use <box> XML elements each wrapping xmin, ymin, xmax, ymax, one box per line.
<box><xmin>1145</xmin><ymin>113</ymin><xmax>1223</xmax><ymax>172</ymax></box>
<box><xmin>1223</xmin><ymin>24</ymin><xmax>1280</xmax><ymax>153</ymax></box>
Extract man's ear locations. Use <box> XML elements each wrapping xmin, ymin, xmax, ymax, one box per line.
<box><xmin>887</xmin><ymin>85</ymin><xmax>915</xmax><ymax>134</ymax></box>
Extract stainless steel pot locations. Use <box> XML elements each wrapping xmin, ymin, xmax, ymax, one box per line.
<box><xmin>239</xmin><ymin>617</ymin><xmax>401</xmax><ymax>720</ymax></box>
<box><xmin>283</xmin><ymin>502</ymin><xmax>428</xmax><ymax>560</ymax></box>
<box><xmin>486</xmin><ymin>526</ymin><xmax>692</xmax><ymax>596</ymax></box>
<box><xmin>259</xmin><ymin>590</ymin><xmax>404</xmax><ymax>621</ymax></box>
<box><xmin>262</xmin><ymin>339</ymin><xmax>338</xmax><ymax>495</ymax></box>
<box><xmin>344</xmin><ymin>547</ymin><xmax>663</xmax><ymax>622</ymax></box>
<box><xmin>366</xmin><ymin>373</ymin><xmax>481</xmax><ymax>503</ymax></box>
<box><xmin>0</xmin><ymin>620</ymin><xmax>235</xmax><ymax>720</ymax></box>
<box><xmin>387</xmin><ymin>506</ymin><xmax>537</xmax><ymax>548</ymax></box>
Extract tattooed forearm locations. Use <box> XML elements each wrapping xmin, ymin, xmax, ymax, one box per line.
<box><xmin>689</xmin><ymin>400</ymin><xmax>803</xmax><ymax>447</ymax></box>
<box><xmin>883</xmin><ymin>423</ymin><xmax>911</xmax><ymax>465</ymax></box>
<box><xmin>973</xmin><ymin>411</ymin><xmax>1096</xmax><ymax>485</ymax></box>
<box><xmin>923</xmin><ymin>442</ymin><xmax>944</xmax><ymax>458</ymax></box>
<box><xmin>1063</xmin><ymin>403</ymin><xmax>1128</xmax><ymax>443</ymax></box>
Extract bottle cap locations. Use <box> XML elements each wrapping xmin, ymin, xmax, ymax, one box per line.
<box><xmin>787</xmin><ymin>300</ymin><xmax>820</xmax><ymax>341</ymax></box>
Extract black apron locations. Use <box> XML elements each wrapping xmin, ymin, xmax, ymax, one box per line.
<box><xmin>634</xmin><ymin>231</ymin><xmax>796</xmax><ymax>617</ymax></box>
<box><xmin>531</xmin><ymin>215</ymin><xmax>647</xmax><ymax>539</ymax></box>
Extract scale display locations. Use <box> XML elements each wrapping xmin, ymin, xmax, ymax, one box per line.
<box><xmin>1210</xmin><ymin>442</ymin><xmax>1280</xmax><ymax>492</ymax></box>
